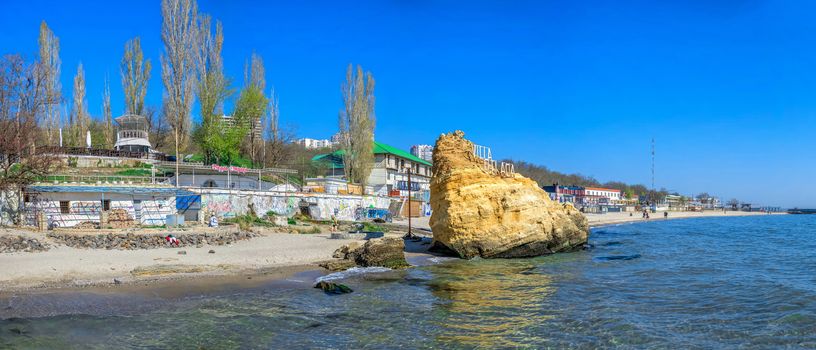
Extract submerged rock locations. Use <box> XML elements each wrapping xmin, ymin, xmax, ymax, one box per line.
<box><xmin>429</xmin><ymin>130</ymin><xmax>589</xmax><ymax>259</ymax></box>
<box><xmin>314</xmin><ymin>281</ymin><xmax>353</xmax><ymax>294</ymax></box>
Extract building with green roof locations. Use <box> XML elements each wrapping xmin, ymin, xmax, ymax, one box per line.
<box><xmin>312</xmin><ymin>141</ymin><xmax>432</xmax><ymax>200</ymax></box>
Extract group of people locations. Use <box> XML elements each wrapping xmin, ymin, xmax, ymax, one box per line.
<box><xmin>639</xmin><ymin>210</ymin><xmax>669</xmax><ymax>219</ymax></box>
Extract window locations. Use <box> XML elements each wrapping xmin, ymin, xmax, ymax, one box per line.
<box><xmin>59</xmin><ymin>201</ymin><xmax>70</xmax><ymax>214</ymax></box>
<box><xmin>101</xmin><ymin>200</ymin><xmax>111</xmax><ymax>211</ymax></box>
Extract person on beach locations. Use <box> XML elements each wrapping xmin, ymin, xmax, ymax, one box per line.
<box><xmin>664</xmin><ymin>211</ymin><xmax>668</xmax><ymax>219</ymax></box>
<box><xmin>209</xmin><ymin>214</ymin><xmax>218</xmax><ymax>228</ymax></box>
<box><xmin>165</xmin><ymin>234</ymin><xmax>180</xmax><ymax>246</ymax></box>
<box><xmin>331</xmin><ymin>214</ymin><xmax>338</xmax><ymax>233</ymax></box>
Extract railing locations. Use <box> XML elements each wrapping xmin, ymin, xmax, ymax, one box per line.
<box><xmin>37</xmin><ymin>146</ymin><xmax>171</xmax><ymax>161</ymax></box>
<box><xmin>35</xmin><ymin>174</ymin><xmax>169</xmax><ymax>185</ymax></box>
<box><xmin>117</xmin><ymin>130</ymin><xmax>149</xmax><ymax>139</ymax></box>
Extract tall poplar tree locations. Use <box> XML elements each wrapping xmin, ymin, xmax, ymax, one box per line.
<box><xmin>338</xmin><ymin>64</ymin><xmax>376</xmax><ymax>186</ymax></box>
<box><xmin>121</xmin><ymin>36</ymin><xmax>151</xmax><ymax>116</ymax></box>
<box><xmin>37</xmin><ymin>21</ymin><xmax>61</xmax><ymax>145</ymax></box>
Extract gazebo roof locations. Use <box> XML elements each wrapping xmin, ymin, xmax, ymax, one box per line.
<box><xmin>114</xmin><ymin>114</ymin><xmax>149</xmax><ymax>125</ymax></box>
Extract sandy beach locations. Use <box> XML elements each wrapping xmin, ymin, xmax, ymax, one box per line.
<box><xmin>0</xmin><ymin>210</ymin><xmax>781</xmax><ymax>292</ymax></box>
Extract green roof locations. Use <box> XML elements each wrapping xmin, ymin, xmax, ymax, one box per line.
<box><xmin>312</xmin><ymin>141</ymin><xmax>432</xmax><ymax>167</ymax></box>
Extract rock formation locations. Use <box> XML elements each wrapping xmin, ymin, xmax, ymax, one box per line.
<box><xmin>429</xmin><ymin>130</ymin><xmax>589</xmax><ymax>259</ymax></box>
<box><xmin>322</xmin><ymin>237</ymin><xmax>409</xmax><ymax>271</ymax></box>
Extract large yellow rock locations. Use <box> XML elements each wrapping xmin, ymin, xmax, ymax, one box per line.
<box><xmin>429</xmin><ymin>131</ymin><xmax>589</xmax><ymax>258</ymax></box>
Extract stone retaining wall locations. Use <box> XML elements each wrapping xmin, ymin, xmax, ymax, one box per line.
<box><xmin>47</xmin><ymin>231</ymin><xmax>260</xmax><ymax>250</ymax></box>
<box><xmin>0</xmin><ymin>235</ymin><xmax>50</xmax><ymax>253</ymax></box>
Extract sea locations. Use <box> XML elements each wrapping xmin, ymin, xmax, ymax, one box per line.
<box><xmin>1</xmin><ymin>215</ymin><xmax>815</xmax><ymax>349</ymax></box>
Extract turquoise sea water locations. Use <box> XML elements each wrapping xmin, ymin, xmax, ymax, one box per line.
<box><xmin>2</xmin><ymin>215</ymin><xmax>816</xmax><ymax>349</ymax></box>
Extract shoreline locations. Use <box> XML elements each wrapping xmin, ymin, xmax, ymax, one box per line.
<box><xmin>0</xmin><ymin>211</ymin><xmax>784</xmax><ymax>295</ymax></box>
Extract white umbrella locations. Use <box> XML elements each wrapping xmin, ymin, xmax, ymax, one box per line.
<box><xmin>86</xmin><ymin>130</ymin><xmax>92</xmax><ymax>148</ymax></box>
<box><xmin>59</xmin><ymin>128</ymin><xmax>63</xmax><ymax>147</ymax></box>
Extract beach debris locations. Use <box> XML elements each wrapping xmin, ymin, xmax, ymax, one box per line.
<box><xmin>428</xmin><ymin>130</ymin><xmax>589</xmax><ymax>258</ymax></box>
<box><xmin>113</xmin><ymin>278</ymin><xmax>122</xmax><ymax>284</ymax></box>
<box><xmin>208</xmin><ymin>249</ymin><xmax>215</xmax><ymax>254</ymax></box>
<box><xmin>177</xmin><ymin>250</ymin><xmax>187</xmax><ymax>255</ymax></box>
<box><xmin>314</xmin><ymin>281</ymin><xmax>353</xmax><ymax>294</ymax></box>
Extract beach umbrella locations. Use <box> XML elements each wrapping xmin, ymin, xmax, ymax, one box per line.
<box><xmin>59</xmin><ymin>128</ymin><xmax>63</xmax><ymax>147</ymax></box>
<box><xmin>86</xmin><ymin>130</ymin><xmax>92</xmax><ymax>148</ymax></box>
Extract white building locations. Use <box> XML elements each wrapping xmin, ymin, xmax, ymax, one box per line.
<box><xmin>410</xmin><ymin>144</ymin><xmax>434</xmax><ymax>163</ymax></box>
<box><xmin>295</xmin><ymin>138</ymin><xmax>336</xmax><ymax>149</ymax></box>
<box><xmin>312</xmin><ymin>141</ymin><xmax>433</xmax><ymax>200</ymax></box>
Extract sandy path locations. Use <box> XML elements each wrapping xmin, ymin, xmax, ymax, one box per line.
<box><xmin>0</xmin><ymin>232</ymin><xmax>359</xmax><ymax>291</ymax></box>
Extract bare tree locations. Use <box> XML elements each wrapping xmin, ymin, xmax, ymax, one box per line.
<box><xmin>161</xmin><ymin>0</ymin><xmax>198</xmax><ymax>179</ymax></box>
<box><xmin>37</xmin><ymin>21</ymin><xmax>62</xmax><ymax>146</ymax></box>
<box><xmin>338</xmin><ymin>64</ymin><xmax>376</xmax><ymax>186</ymax></box>
<box><xmin>193</xmin><ymin>13</ymin><xmax>230</xmax><ymax>165</ymax></box>
<box><xmin>242</xmin><ymin>53</ymin><xmax>266</xmax><ymax>164</ymax></box>
<box><xmin>102</xmin><ymin>77</ymin><xmax>113</xmax><ymax>148</ymax></box>
<box><xmin>69</xmin><ymin>63</ymin><xmax>89</xmax><ymax>147</ymax></box>
<box><xmin>0</xmin><ymin>54</ymin><xmax>61</xmax><ymax>195</ymax></box>
<box><xmin>262</xmin><ymin>88</ymin><xmax>288</xmax><ymax>167</ymax></box>
<box><xmin>121</xmin><ymin>36</ymin><xmax>151</xmax><ymax>116</ymax></box>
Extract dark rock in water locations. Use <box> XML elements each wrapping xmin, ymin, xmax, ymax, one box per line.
<box><xmin>314</xmin><ymin>281</ymin><xmax>353</xmax><ymax>294</ymax></box>
<box><xmin>595</xmin><ymin>254</ymin><xmax>641</xmax><ymax>261</ymax></box>
<box><xmin>9</xmin><ymin>327</ymin><xmax>27</xmax><ymax>335</ymax></box>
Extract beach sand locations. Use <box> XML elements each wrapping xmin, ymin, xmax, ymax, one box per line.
<box><xmin>0</xmin><ymin>210</ymin><xmax>780</xmax><ymax>292</ymax></box>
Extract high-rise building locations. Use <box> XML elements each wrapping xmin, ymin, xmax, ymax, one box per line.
<box><xmin>410</xmin><ymin>144</ymin><xmax>434</xmax><ymax>163</ymax></box>
<box><xmin>221</xmin><ymin>115</ymin><xmax>262</xmax><ymax>139</ymax></box>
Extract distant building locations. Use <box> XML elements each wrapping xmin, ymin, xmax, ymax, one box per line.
<box><xmin>221</xmin><ymin>115</ymin><xmax>262</xmax><ymax>139</ymax></box>
<box><xmin>410</xmin><ymin>144</ymin><xmax>434</xmax><ymax>163</ymax></box>
<box><xmin>295</xmin><ymin>138</ymin><xmax>336</xmax><ymax>149</ymax></box>
<box><xmin>312</xmin><ymin>141</ymin><xmax>433</xmax><ymax>201</ymax></box>
<box><xmin>330</xmin><ymin>132</ymin><xmax>346</xmax><ymax>144</ymax></box>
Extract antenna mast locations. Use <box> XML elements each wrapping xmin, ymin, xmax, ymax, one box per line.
<box><xmin>651</xmin><ymin>137</ymin><xmax>655</xmax><ymax>193</ymax></box>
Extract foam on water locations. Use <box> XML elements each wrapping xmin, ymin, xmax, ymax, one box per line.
<box><xmin>314</xmin><ymin>266</ymin><xmax>392</xmax><ymax>282</ymax></box>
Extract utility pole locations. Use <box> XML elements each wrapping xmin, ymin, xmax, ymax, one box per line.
<box><xmin>650</xmin><ymin>137</ymin><xmax>655</xmax><ymax>207</ymax></box>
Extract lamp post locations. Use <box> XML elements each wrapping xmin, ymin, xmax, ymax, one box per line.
<box><xmin>403</xmin><ymin>165</ymin><xmax>415</xmax><ymax>239</ymax></box>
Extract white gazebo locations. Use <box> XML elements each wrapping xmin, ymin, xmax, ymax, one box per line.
<box><xmin>114</xmin><ymin>114</ymin><xmax>151</xmax><ymax>153</ymax></box>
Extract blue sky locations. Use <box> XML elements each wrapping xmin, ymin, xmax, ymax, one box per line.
<box><xmin>2</xmin><ymin>0</ymin><xmax>815</xmax><ymax>207</ymax></box>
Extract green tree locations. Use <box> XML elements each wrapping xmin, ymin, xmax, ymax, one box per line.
<box><xmin>192</xmin><ymin>13</ymin><xmax>231</xmax><ymax>164</ymax></box>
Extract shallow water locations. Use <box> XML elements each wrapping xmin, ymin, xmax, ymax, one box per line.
<box><xmin>2</xmin><ymin>215</ymin><xmax>816</xmax><ymax>349</ymax></box>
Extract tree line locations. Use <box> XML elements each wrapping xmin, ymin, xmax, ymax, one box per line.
<box><xmin>0</xmin><ymin>0</ymin><xmax>378</xmax><ymax>189</ymax></box>
<box><xmin>508</xmin><ymin>159</ymin><xmax>718</xmax><ymax>204</ymax></box>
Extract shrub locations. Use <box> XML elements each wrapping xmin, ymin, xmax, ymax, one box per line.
<box><xmin>362</xmin><ymin>222</ymin><xmax>388</xmax><ymax>233</ymax></box>
<box><xmin>287</xmin><ymin>218</ymin><xmax>297</xmax><ymax>225</ymax></box>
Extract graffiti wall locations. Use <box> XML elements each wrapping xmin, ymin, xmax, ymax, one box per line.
<box><xmin>195</xmin><ymin>189</ymin><xmax>394</xmax><ymax>221</ymax></box>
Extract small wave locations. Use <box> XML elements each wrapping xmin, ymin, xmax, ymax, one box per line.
<box><xmin>315</xmin><ymin>267</ymin><xmax>391</xmax><ymax>283</ymax></box>
<box><xmin>594</xmin><ymin>254</ymin><xmax>641</xmax><ymax>261</ymax></box>
<box><xmin>428</xmin><ymin>257</ymin><xmax>458</xmax><ymax>264</ymax></box>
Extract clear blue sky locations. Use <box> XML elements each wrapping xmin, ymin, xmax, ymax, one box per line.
<box><xmin>2</xmin><ymin>0</ymin><xmax>815</xmax><ymax>207</ymax></box>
